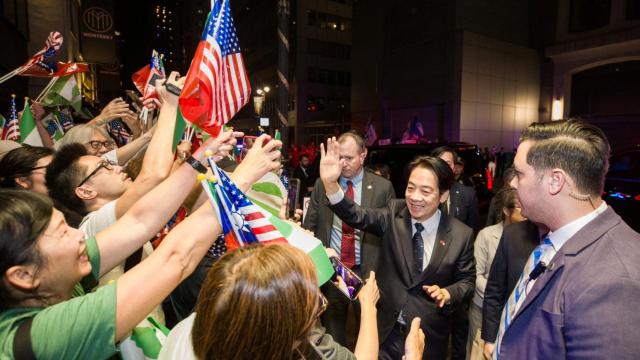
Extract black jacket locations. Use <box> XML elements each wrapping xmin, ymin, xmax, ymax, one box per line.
<box><xmin>330</xmin><ymin>198</ymin><xmax>475</xmax><ymax>360</ymax></box>
<box><xmin>448</xmin><ymin>182</ymin><xmax>480</xmax><ymax>232</ymax></box>
<box><xmin>481</xmin><ymin>220</ymin><xmax>540</xmax><ymax>343</ymax></box>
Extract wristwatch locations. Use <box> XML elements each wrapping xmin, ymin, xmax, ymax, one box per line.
<box><xmin>186</xmin><ymin>156</ymin><xmax>207</xmax><ymax>174</ymax></box>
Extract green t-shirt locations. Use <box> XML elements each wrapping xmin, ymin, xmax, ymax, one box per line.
<box><xmin>0</xmin><ymin>236</ymin><xmax>118</xmax><ymax>359</ymax></box>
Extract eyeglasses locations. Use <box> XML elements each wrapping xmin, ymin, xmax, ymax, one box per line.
<box><xmin>315</xmin><ymin>291</ymin><xmax>328</xmax><ymax>320</ymax></box>
<box><xmin>77</xmin><ymin>160</ymin><xmax>115</xmax><ymax>187</ymax></box>
<box><xmin>27</xmin><ymin>165</ymin><xmax>49</xmax><ymax>175</ymax></box>
<box><xmin>87</xmin><ymin>140</ymin><xmax>116</xmax><ymax>151</ymax></box>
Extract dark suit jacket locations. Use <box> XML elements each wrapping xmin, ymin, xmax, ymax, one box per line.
<box><xmin>499</xmin><ymin>207</ymin><xmax>640</xmax><ymax>359</ymax></box>
<box><xmin>303</xmin><ymin>171</ymin><xmax>394</xmax><ymax>275</ymax></box>
<box><xmin>448</xmin><ymin>182</ymin><xmax>479</xmax><ymax>232</ymax></box>
<box><xmin>481</xmin><ymin>220</ymin><xmax>539</xmax><ymax>343</ymax></box>
<box><xmin>292</xmin><ymin>165</ymin><xmax>315</xmax><ymax>193</ymax></box>
<box><xmin>330</xmin><ymin>198</ymin><xmax>475</xmax><ymax>360</ymax></box>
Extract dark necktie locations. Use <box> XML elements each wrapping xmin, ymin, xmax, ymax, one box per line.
<box><xmin>413</xmin><ymin>222</ymin><xmax>425</xmax><ymax>274</ymax></box>
<box><xmin>341</xmin><ymin>181</ymin><xmax>356</xmax><ymax>268</ymax></box>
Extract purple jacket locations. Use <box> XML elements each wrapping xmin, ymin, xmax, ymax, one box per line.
<box><xmin>499</xmin><ymin>207</ymin><xmax>640</xmax><ymax>359</ymax></box>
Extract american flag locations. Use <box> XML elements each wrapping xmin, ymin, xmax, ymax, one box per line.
<box><xmin>2</xmin><ymin>96</ymin><xmax>20</xmax><ymax>141</ymax></box>
<box><xmin>205</xmin><ymin>162</ymin><xmax>286</xmax><ymax>252</ymax></box>
<box><xmin>280</xmin><ymin>168</ymin><xmax>290</xmax><ymax>191</ymax></box>
<box><xmin>179</xmin><ymin>0</ymin><xmax>250</xmax><ymax>137</ymax></box>
<box><xmin>107</xmin><ymin>120</ymin><xmax>132</xmax><ymax>146</ymax></box>
<box><xmin>57</xmin><ymin>108</ymin><xmax>75</xmax><ymax>131</ymax></box>
<box><xmin>45</xmin><ymin>117</ymin><xmax>61</xmax><ymax>137</ymax></box>
<box><xmin>141</xmin><ymin>50</ymin><xmax>165</xmax><ymax>111</ymax></box>
<box><xmin>17</xmin><ymin>32</ymin><xmax>63</xmax><ymax>76</ymax></box>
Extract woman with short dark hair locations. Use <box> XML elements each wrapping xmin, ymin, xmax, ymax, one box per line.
<box><xmin>0</xmin><ymin>145</ymin><xmax>53</xmax><ymax>194</ymax></box>
<box><xmin>0</xmin><ymin>134</ymin><xmax>281</xmax><ymax>359</ymax></box>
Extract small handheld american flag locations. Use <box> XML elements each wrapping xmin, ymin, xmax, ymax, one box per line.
<box><xmin>2</xmin><ymin>95</ymin><xmax>20</xmax><ymax>141</ymax></box>
<box><xmin>179</xmin><ymin>0</ymin><xmax>251</xmax><ymax>137</ymax></box>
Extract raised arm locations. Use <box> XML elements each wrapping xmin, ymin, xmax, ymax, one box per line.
<box><xmin>95</xmin><ymin>130</ymin><xmax>247</xmax><ymax>276</ymax></box>
<box><xmin>320</xmin><ymin>137</ymin><xmax>389</xmax><ymax>236</ymax></box>
<box><xmin>113</xmin><ymin>72</ymin><xmax>183</xmax><ymax>219</ymax></box>
<box><xmin>113</xmin><ymin>123</ymin><xmax>153</xmax><ymax>165</ymax></box>
<box><xmin>354</xmin><ymin>271</ymin><xmax>380</xmax><ymax>360</ymax></box>
<box><xmin>112</xmin><ymin>135</ymin><xmax>282</xmax><ymax>340</ymax></box>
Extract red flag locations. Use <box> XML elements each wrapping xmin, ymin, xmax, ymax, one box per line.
<box><xmin>131</xmin><ymin>66</ymin><xmax>150</xmax><ymax>95</ymax></box>
<box><xmin>179</xmin><ymin>0</ymin><xmax>251</xmax><ymax>137</ymax></box>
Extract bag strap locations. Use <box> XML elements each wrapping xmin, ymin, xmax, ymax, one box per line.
<box><xmin>13</xmin><ymin>317</ymin><xmax>37</xmax><ymax>360</ymax></box>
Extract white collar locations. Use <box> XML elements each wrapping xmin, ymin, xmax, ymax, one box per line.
<box><xmin>411</xmin><ymin>209</ymin><xmax>442</xmax><ymax>235</ymax></box>
<box><xmin>547</xmin><ymin>201</ymin><xmax>608</xmax><ymax>251</ymax></box>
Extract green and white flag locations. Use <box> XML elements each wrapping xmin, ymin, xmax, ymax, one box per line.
<box><xmin>19</xmin><ymin>101</ymin><xmax>43</xmax><ymax>146</ymax></box>
<box><xmin>41</xmin><ymin>74</ymin><xmax>82</xmax><ymax>112</ymax></box>
<box><xmin>119</xmin><ymin>316</ymin><xmax>169</xmax><ymax>360</ymax></box>
<box><xmin>202</xmin><ymin>166</ymin><xmax>334</xmax><ymax>286</ymax></box>
<box><xmin>247</xmin><ymin>171</ymin><xmax>287</xmax><ymax>217</ymax></box>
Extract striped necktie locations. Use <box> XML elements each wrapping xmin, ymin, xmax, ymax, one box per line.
<box><xmin>493</xmin><ymin>237</ymin><xmax>554</xmax><ymax>359</ymax></box>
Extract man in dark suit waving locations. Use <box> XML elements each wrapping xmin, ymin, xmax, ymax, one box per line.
<box><xmin>304</xmin><ymin>131</ymin><xmax>395</xmax><ymax>345</ymax></box>
<box><xmin>319</xmin><ymin>137</ymin><xmax>475</xmax><ymax>360</ymax></box>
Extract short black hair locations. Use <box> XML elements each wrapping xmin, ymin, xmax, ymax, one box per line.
<box><xmin>430</xmin><ymin>146</ymin><xmax>458</xmax><ymax>160</ymax></box>
<box><xmin>45</xmin><ymin>143</ymin><xmax>89</xmax><ymax>215</ymax></box>
<box><xmin>0</xmin><ymin>190</ymin><xmax>51</xmax><ymax>310</ymax></box>
<box><xmin>0</xmin><ymin>145</ymin><xmax>54</xmax><ymax>188</ymax></box>
<box><xmin>407</xmin><ymin>156</ymin><xmax>454</xmax><ymax>193</ymax></box>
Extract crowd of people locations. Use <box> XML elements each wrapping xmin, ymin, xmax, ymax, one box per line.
<box><xmin>1</xmin><ymin>70</ymin><xmax>639</xmax><ymax>360</ymax></box>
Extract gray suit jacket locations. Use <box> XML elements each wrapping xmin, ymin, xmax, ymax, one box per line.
<box><xmin>303</xmin><ymin>170</ymin><xmax>394</xmax><ymax>275</ymax></box>
<box><xmin>499</xmin><ymin>207</ymin><xmax>640</xmax><ymax>359</ymax></box>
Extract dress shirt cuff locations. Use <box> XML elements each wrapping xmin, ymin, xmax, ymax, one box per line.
<box><xmin>326</xmin><ymin>188</ymin><xmax>345</xmax><ymax>205</ymax></box>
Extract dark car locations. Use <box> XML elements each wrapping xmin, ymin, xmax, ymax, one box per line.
<box><xmin>366</xmin><ymin>142</ymin><xmax>492</xmax><ymax>205</ymax></box>
<box><xmin>604</xmin><ymin>147</ymin><xmax>640</xmax><ymax>233</ymax></box>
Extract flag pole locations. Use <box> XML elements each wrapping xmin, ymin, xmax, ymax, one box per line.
<box><xmin>35</xmin><ymin>76</ymin><xmax>59</xmax><ymax>102</ymax></box>
<box><xmin>0</xmin><ymin>69</ymin><xmax>20</xmax><ymax>85</ymax></box>
<box><xmin>277</xmin><ymin>0</ymin><xmax>290</xmax><ymax>154</ymax></box>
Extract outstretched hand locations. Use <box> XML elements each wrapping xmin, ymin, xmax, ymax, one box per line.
<box><xmin>194</xmin><ymin>129</ymin><xmax>243</xmax><ymax>162</ymax></box>
<box><xmin>357</xmin><ymin>271</ymin><xmax>380</xmax><ymax>310</ymax></box>
<box><xmin>232</xmin><ymin>134</ymin><xmax>282</xmax><ymax>187</ymax></box>
<box><xmin>94</xmin><ymin>97</ymin><xmax>136</xmax><ymax>125</ymax></box>
<box><xmin>156</xmin><ymin>71</ymin><xmax>185</xmax><ymax>108</ymax></box>
<box><xmin>319</xmin><ymin>137</ymin><xmax>343</xmax><ymax>185</ymax></box>
<box><xmin>402</xmin><ymin>318</ymin><xmax>425</xmax><ymax>360</ymax></box>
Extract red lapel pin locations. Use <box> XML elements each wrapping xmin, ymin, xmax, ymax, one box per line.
<box><xmin>439</xmin><ymin>240</ymin><xmax>446</xmax><ymax>246</ymax></box>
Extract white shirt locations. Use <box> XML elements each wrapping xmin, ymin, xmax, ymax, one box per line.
<box><xmin>411</xmin><ymin>210</ymin><xmax>441</xmax><ymax>271</ymax></box>
<box><xmin>158</xmin><ymin>313</ymin><xmax>197</xmax><ymax>360</ymax></box>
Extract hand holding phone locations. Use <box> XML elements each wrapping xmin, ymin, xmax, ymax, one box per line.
<box><xmin>329</xmin><ymin>257</ymin><xmax>364</xmax><ymax>300</ymax></box>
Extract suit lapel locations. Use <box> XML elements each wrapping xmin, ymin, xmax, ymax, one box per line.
<box><xmin>396</xmin><ymin>205</ymin><xmax>416</xmax><ymax>284</ymax></box>
<box><xmin>416</xmin><ymin>214</ymin><xmax>452</xmax><ymax>285</ymax></box>
<box><xmin>511</xmin><ymin>207</ymin><xmax>620</xmax><ymax>323</ymax></box>
<box><xmin>361</xmin><ymin>172</ymin><xmax>374</xmax><ymax>209</ymax></box>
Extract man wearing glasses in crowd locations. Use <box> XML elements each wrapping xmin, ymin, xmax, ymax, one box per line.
<box><xmin>46</xmin><ymin>72</ymin><xmax>185</xmax><ymax>240</ymax></box>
